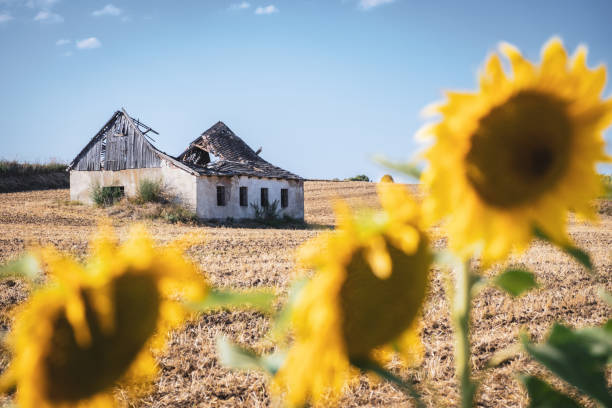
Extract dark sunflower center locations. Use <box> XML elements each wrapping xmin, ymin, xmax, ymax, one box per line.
<box><xmin>42</xmin><ymin>273</ymin><xmax>160</xmax><ymax>402</ymax></box>
<box><xmin>465</xmin><ymin>91</ymin><xmax>572</xmax><ymax>208</ymax></box>
<box><xmin>339</xmin><ymin>236</ymin><xmax>430</xmax><ymax>358</ymax></box>
<box><xmin>528</xmin><ymin>147</ymin><xmax>554</xmax><ymax>177</ymax></box>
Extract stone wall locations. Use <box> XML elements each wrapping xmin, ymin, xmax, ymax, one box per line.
<box><xmin>69</xmin><ymin>160</ymin><xmax>197</xmax><ymax>209</ymax></box>
<box><xmin>70</xmin><ymin>163</ymin><xmax>304</xmax><ymax>221</ymax></box>
<box><xmin>196</xmin><ymin>175</ymin><xmax>304</xmax><ymax>220</ymax></box>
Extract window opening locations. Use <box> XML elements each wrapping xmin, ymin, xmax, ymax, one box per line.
<box><xmin>260</xmin><ymin>188</ymin><xmax>269</xmax><ymax>207</ymax></box>
<box><xmin>240</xmin><ymin>186</ymin><xmax>248</xmax><ymax>207</ymax></box>
<box><xmin>281</xmin><ymin>189</ymin><xmax>288</xmax><ymax>208</ymax></box>
<box><xmin>217</xmin><ymin>186</ymin><xmax>226</xmax><ymax>206</ymax></box>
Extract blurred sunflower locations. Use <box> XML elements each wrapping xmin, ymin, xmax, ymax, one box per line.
<box><xmin>380</xmin><ymin>174</ymin><xmax>394</xmax><ymax>183</ymax></box>
<box><xmin>0</xmin><ymin>224</ymin><xmax>207</xmax><ymax>408</ymax></box>
<box><xmin>273</xmin><ymin>183</ymin><xmax>431</xmax><ymax>406</ymax></box>
<box><xmin>419</xmin><ymin>38</ymin><xmax>612</xmax><ymax>263</ymax></box>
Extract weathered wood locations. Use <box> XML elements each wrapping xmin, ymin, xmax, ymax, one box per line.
<box><xmin>71</xmin><ymin>111</ymin><xmax>162</xmax><ymax>171</ymax></box>
<box><xmin>69</xmin><ymin>109</ymin><xmax>302</xmax><ymax>179</ymax></box>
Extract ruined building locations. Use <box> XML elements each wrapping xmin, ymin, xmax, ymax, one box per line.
<box><xmin>68</xmin><ymin>109</ymin><xmax>304</xmax><ymax>220</ymax></box>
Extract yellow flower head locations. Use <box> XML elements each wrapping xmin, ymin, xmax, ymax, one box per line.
<box><xmin>380</xmin><ymin>174</ymin><xmax>394</xmax><ymax>183</ymax></box>
<box><xmin>419</xmin><ymin>38</ymin><xmax>612</xmax><ymax>263</ymax></box>
<box><xmin>273</xmin><ymin>183</ymin><xmax>431</xmax><ymax>406</ymax></box>
<box><xmin>2</xmin><ymin>224</ymin><xmax>207</xmax><ymax>408</ymax></box>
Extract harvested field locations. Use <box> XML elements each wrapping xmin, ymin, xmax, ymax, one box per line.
<box><xmin>0</xmin><ymin>181</ymin><xmax>610</xmax><ymax>407</ymax></box>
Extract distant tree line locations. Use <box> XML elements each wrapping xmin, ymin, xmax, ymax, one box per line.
<box><xmin>0</xmin><ymin>160</ymin><xmax>66</xmax><ymax>176</ymax></box>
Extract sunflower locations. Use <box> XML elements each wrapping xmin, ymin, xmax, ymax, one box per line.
<box><xmin>0</xmin><ymin>224</ymin><xmax>207</xmax><ymax>408</ymax></box>
<box><xmin>419</xmin><ymin>38</ymin><xmax>612</xmax><ymax>263</ymax></box>
<box><xmin>273</xmin><ymin>183</ymin><xmax>431</xmax><ymax>406</ymax></box>
<box><xmin>380</xmin><ymin>174</ymin><xmax>394</xmax><ymax>183</ymax></box>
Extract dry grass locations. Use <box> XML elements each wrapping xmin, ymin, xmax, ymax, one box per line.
<box><xmin>0</xmin><ymin>181</ymin><xmax>610</xmax><ymax>407</ymax></box>
<box><xmin>0</xmin><ymin>161</ymin><xmax>69</xmax><ymax>193</ymax></box>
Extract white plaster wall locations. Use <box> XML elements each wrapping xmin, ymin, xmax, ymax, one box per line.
<box><xmin>196</xmin><ymin>176</ymin><xmax>304</xmax><ymax>220</ymax></box>
<box><xmin>69</xmin><ymin>160</ymin><xmax>197</xmax><ymax>210</ymax></box>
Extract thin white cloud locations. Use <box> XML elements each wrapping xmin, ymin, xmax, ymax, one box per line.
<box><xmin>358</xmin><ymin>0</ymin><xmax>395</xmax><ymax>10</ymax></box>
<box><xmin>0</xmin><ymin>12</ymin><xmax>13</xmax><ymax>22</ymax></box>
<box><xmin>229</xmin><ymin>2</ymin><xmax>250</xmax><ymax>10</ymax></box>
<box><xmin>26</xmin><ymin>0</ymin><xmax>58</xmax><ymax>9</ymax></box>
<box><xmin>254</xmin><ymin>4</ymin><xmax>278</xmax><ymax>14</ymax></box>
<box><xmin>76</xmin><ymin>37</ymin><xmax>101</xmax><ymax>50</ymax></box>
<box><xmin>33</xmin><ymin>9</ymin><xmax>63</xmax><ymax>22</ymax></box>
<box><xmin>55</xmin><ymin>38</ymin><xmax>70</xmax><ymax>45</ymax></box>
<box><xmin>92</xmin><ymin>4</ymin><xmax>121</xmax><ymax>17</ymax></box>
<box><xmin>61</xmin><ymin>50</ymin><xmax>72</xmax><ymax>57</ymax></box>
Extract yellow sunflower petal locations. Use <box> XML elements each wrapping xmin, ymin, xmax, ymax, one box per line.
<box><xmin>499</xmin><ymin>41</ymin><xmax>535</xmax><ymax>83</ymax></box>
<box><xmin>541</xmin><ymin>36</ymin><xmax>568</xmax><ymax>73</ymax></box>
<box><xmin>333</xmin><ymin>199</ymin><xmax>355</xmax><ymax>231</ymax></box>
<box><xmin>38</xmin><ymin>246</ymin><xmax>86</xmax><ymax>286</ymax></box>
<box><xmin>89</xmin><ymin>220</ymin><xmax>118</xmax><ymax>258</ymax></box>
<box><xmin>119</xmin><ymin>224</ymin><xmax>156</xmax><ymax>271</ymax></box>
<box><xmin>480</xmin><ymin>53</ymin><xmax>506</xmax><ymax>90</ymax></box>
<box><xmin>377</xmin><ymin>182</ymin><xmax>419</xmax><ymax>224</ymax></box>
<box><xmin>364</xmin><ymin>235</ymin><xmax>392</xmax><ymax>279</ymax></box>
<box><xmin>387</xmin><ymin>225</ymin><xmax>420</xmax><ymax>255</ymax></box>
<box><xmin>87</xmin><ymin>284</ymin><xmax>115</xmax><ymax>334</ymax></box>
<box><xmin>420</xmin><ymin>37</ymin><xmax>612</xmax><ymax>264</ymax></box>
<box><xmin>415</xmin><ymin>122</ymin><xmax>437</xmax><ymax>140</ymax></box>
<box><xmin>4</xmin><ymin>224</ymin><xmax>208</xmax><ymax>408</ymax></box>
<box><xmin>64</xmin><ymin>292</ymin><xmax>92</xmax><ymax>347</ymax></box>
<box><xmin>372</xmin><ymin>317</ymin><xmax>424</xmax><ymax>368</ymax></box>
<box><xmin>274</xmin><ymin>196</ymin><xmax>431</xmax><ymax>406</ymax></box>
<box><xmin>393</xmin><ymin>318</ymin><xmax>425</xmax><ymax>367</ymax></box>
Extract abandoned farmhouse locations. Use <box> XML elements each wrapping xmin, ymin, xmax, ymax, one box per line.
<box><xmin>68</xmin><ymin>109</ymin><xmax>304</xmax><ymax>220</ymax></box>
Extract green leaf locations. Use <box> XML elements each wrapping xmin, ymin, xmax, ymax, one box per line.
<box><xmin>433</xmin><ymin>250</ymin><xmax>463</xmax><ymax>269</ymax></box>
<box><xmin>487</xmin><ymin>342</ymin><xmax>522</xmax><ymax>367</ymax></box>
<box><xmin>604</xmin><ymin>319</ymin><xmax>612</xmax><ymax>334</ymax></box>
<box><xmin>373</xmin><ymin>155</ymin><xmax>423</xmax><ymax>180</ymax></box>
<box><xmin>533</xmin><ymin>227</ymin><xmax>593</xmax><ymax>272</ymax></box>
<box><xmin>494</xmin><ymin>268</ymin><xmax>538</xmax><ymax>297</ymax></box>
<box><xmin>519</xmin><ymin>375</ymin><xmax>583</xmax><ymax>408</ymax></box>
<box><xmin>270</xmin><ymin>278</ymin><xmax>308</xmax><ymax>339</ymax></box>
<box><xmin>522</xmin><ymin>323</ymin><xmax>612</xmax><ymax>406</ymax></box>
<box><xmin>0</xmin><ymin>254</ymin><xmax>42</xmax><ymax>280</ymax></box>
<box><xmin>188</xmin><ymin>289</ymin><xmax>276</xmax><ymax>313</ymax></box>
<box><xmin>216</xmin><ymin>336</ymin><xmax>285</xmax><ymax>375</ymax></box>
<box><xmin>597</xmin><ymin>288</ymin><xmax>612</xmax><ymax>307</ymax></box>
<box><xmin>350</xmin><ymin>358</ymin><xmax>426</xmax><ymax>408</ymax></box>
<box><xmin>562</xmin><ymin>246</ymin><xmax>593</xmax><ymax>272</ymax></box>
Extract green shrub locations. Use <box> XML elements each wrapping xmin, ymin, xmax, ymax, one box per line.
<box><xmin>137</xmin><ymin>179</ymin><xmax>164</xmax><ymax>203</ymax></box>
<box><xmin>346</xmin><ymin>174</ymin><xmax>370</xmax><ymax>182</ymax></box>
<box><xmin>91</xmin><ymin>184</ymin><xmax>124</xmax><ymax>207</ymax></box>
<box><xmin>160</xmin><ymin>204</ymin><xmax>198</xmax><ymax>224</ymax></box>
<box><xmin>251</xmin><ymin>200</ymin><xmax>281</xmax><ymax>222</ymax></box>
<box><xmin>249</xmin><ymin>200</ymin><xmax>302</xmax><ymax>226</ymax></box>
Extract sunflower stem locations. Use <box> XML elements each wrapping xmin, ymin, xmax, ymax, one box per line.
<box><xmin>451</xmin><ymin>260</ymin><xmax>477</xmax><ymax>408</ymax></box>
<box><xmin>351</xmin><ymin>358</ymin><xmax>426</xmax><ymax>408</ymax></box>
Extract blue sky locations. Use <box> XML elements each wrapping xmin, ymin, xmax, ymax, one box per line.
<box><xmin>1</xmin><ymin>0</ymin><xmax>611</xmax><ymax>180</ymax></box>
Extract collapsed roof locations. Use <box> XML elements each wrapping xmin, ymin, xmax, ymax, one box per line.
<box><xmin>178</xmin><ymin>121</ymin><xmax>301</xmax><ymax>180</ymax></box>
<box><xmin>68</xmin><ymin>109</ymin><xmax>302</xmax><ymax>180</ymax></box>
